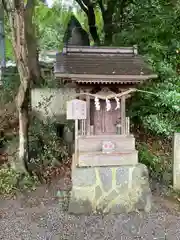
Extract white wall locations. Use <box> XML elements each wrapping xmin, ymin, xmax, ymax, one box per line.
<box><xmin>31</xmin><ymin>88</ymin><xmax>77</xmax><ymax>123</ymax></box>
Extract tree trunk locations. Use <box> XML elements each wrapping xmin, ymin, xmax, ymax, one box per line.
<box><xmin>104</xmin><ymin>14</ymin><xmax>113</xmax><ymax>46</ymax></box>
<box><xmin>17</xmin><ymin>83</ymin><xmax>30</xmax><ymax>172</ymax></box>
<box><xmin>4</xmin><ymin>0</ymin><xmax>33</xmax><ymax>172</ymax></box>
<box><xmin>98</xmin><ymin>0</ymin><xmax>115</xmax><ymax>45</ymax></box>
<box><xmin>25</xmin><ymin>3</ymin><xmax>42</xmax><ymax>85</ymax></box>
<box><xmin>87</xmin><ymin>5</ymin><xmax>100</xmax><ymax>45</ymax></box>
<box><xmin>75</xmin><ymin>0</ymin><xmax>101</xmax><ymax>45</ymax></box>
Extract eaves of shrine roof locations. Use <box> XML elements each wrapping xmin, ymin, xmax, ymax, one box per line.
<box><xmin>54</xmin><ymin>46</ymin><xmax>157</xmax><ymax>84</ymax></box>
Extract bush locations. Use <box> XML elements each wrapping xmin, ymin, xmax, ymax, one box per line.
<box><xmin>29</xmin><ymin>116</ymin><xmax>70</xmax><ymax>169</ymax></box>
<box><xmin>138</xmin><ymin>142</ymin><xmax>172</xmax><ymax>184</ymax></box>
<box><xmin>0</xmin><ymin>166</ymin><xmax>38</xmax><ymax>195</ymax></box>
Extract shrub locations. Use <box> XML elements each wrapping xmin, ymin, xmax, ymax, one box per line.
<box><xmin>138</xmin><ymin>142</ymin><xmax>172</xmax><ymax>185</ymax></box>
<box><xmin>0</xmin><ymin>166</ymin><xmax>38</xmax><ymax>195</ymax></box>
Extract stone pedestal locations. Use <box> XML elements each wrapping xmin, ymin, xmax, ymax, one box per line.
<box><xmin>78</xmin><ymin>150</ymin><xmax>138</xmax><ymax>167</ymax></box>
<box><xmin>68</xmin><ymin>164</ymin><xmax>152</xmax><ymax>214</ymax></box>
<box><xmin>173</xmin><ymin>133</ymin><xmax>180</xmax><ymax>190</ymax></box>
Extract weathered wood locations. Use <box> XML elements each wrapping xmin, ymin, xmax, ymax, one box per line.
<box><xmin>93</xmin><ymin>100</ymin><xmax>120</xmax><ymax>135</ymax></box>
<box><xmin>75</xmin><ymin>119</ymin><xmax>78</xmax><ymax>165</ymax></box>
<box><xmin>81</xmin><ymin>119</ymin><xmax>86</xmax><ymax>135</ymax></box>
<box><xmin>79</xmin><ymin>95</ymin><xmax>86</xmax><ymax>135</ymax></box>
<box><xmin>67</xmin><ymin>99</ymin><xmax>87</xmax><ymax>120</ymax></box>
<box><xmin>121</xmin><ymin>96</ymin><xmax>126</xmax><ymax>135</ymax></box>
<box><xmin>55</xmin><ymin>73</ymin><xmax>158</xmax><ymax>81</ymax></box>
<box><xmin>125</xmin><ymin>117</ymin><xmax>130</xmax><ymax>135</ymax></box>
<box><xmin>86</xmin><ymin>95</ymin><xmax>90</xmax><ymax>135</ymax></box>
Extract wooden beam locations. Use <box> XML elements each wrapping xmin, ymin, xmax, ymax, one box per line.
<box><xmin>125</xmin><ymin>117</ymin><xmax>130</xmax><ymax>135</ymax></box>
<box><xmin>79</xmin><ymin>95</ymin><xmax>84</xmax><ymax>135</ymax></box>
<box><xmin>54</xmin><ymin>73</ymin><xmax>158</xmax><ymax>81</ymax></box>
<box><xmin>62</xmin><ymin>46</ymin><xmax>135</xmax><ymax>54</ymax></box>
<box><xmin>75</xmin><ymin>119</ymin><xmax>78</xmax><ymax>165</ymax></box>
<box><xmin>121</xmin><ymin>96</ymin><xmax>126</xmax><ymax>135</ymax></box>
<box><xmin>86</xmin><ymin>95</ymin><xmax>90</xmax><ymax>135</ymax></box>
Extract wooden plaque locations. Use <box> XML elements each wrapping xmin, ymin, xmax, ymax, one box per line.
<box><xmin>67</xmin><ymin>99</ymin><xmax>87</xmax><ymax>120</ymax></box>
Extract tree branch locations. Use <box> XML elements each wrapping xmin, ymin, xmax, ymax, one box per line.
<box><xmin>75</xmin><ymin>0</ymin><xmax>88</xmax><ymax>14</ymax></box>
<box><xmin>98</xmin><ymin>0</ymin><xmax>105</xmax><ymax>22</ymax></box>
<box><xmin>1</xmin><ymin>0</ymin><xmax>11</xmax><ymax>13</ymax></box>
<box><xmin>26</xmin><ymin>0</ymin><xmax>35</xmax><ymax>9</ymax></box>
<box><xmin>75</xmin><ymin>0</ymin><xmax>100</xmax><ymax>45</ymax></box>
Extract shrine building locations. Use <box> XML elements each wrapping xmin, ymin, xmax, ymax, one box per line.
<box><xmin>54</xmin><ymin>45</ymin><xmax>157</xmax><ymax>214</ymax></box>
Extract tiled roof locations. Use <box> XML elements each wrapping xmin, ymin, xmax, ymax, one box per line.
<box><xmin>54</xmin><ymin>46</ymin><xmax>157</xmax><ymax>84</ymax></box>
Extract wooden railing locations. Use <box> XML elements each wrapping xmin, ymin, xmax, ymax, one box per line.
<box><xmin>125</xmin><ymin>117</ymin><xmax>130</xmax><ymax>135</ymax></box>
<box><xmin>79</xmin><ymin>117</ymin><xmax>130</xmax><ymax>136</ymax></box>
<box><xmin>80</xmin><ymin>119</ymin><xmax>86</xmax><ymax>136</ymax></box>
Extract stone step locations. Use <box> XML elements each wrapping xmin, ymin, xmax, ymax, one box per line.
<box><xmin>77</xmin><ymin>134</ymin><xmax>135</xmax><ymax>152</ymax></box>
<box><xmin>77</xmin><ymin>150</ymin><xmax>138</xmax><ymax>167</ymax></box>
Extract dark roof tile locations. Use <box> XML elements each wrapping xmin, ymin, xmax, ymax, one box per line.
<box><xmin>54</xmin><ymin>47</ymin><xmax>157</xmax><ymax>83</ymax></box>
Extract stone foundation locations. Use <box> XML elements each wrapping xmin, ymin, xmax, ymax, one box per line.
<box><xmin>173</xmin><ymin>133</ymin><xmax>180</xmax><ymax>190</ymax></box>
<box><xmin>78</xmin><ymin>150</ymin><xmax>138</xmax><ymax>167</ymax></box>
<box><xmin>68</xmin><ymin>163</ymin><xmax>152</xmax><ymax>214</ymax></box>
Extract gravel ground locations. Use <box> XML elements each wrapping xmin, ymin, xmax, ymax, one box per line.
<box><xmin>0</xmin><ymin>174</ymin><xmax>180</xmax><ymax>240</ymax></box>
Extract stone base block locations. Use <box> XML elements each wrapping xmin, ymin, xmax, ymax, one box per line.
<box><xmin>78</xmin><ymin>150</ymin><xmax>138</xmax><ymax>167</ymax></box>
<box><xmin>68</xmin><ymin>164</ymin><xmax>152</xmax><ymax>214</ymax></box>
<box><xmin>77</xmin><ymin>135</ymin><xmax>135</xmax><ymax>152</ymax></box>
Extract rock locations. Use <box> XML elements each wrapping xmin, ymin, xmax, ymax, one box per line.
<box><xmin>68</xmin><ymin>163</ymin><xmax>152</xmax><ymax>214</ymax></box>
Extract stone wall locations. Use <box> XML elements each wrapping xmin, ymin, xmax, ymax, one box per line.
<box><xmin>173</xmin><ymin>133</ymin><xmax>180</xmax><ymax>190</ymax></box>
<box><xmin>69</xmin><ymin>163</ymin><xmax>152</xmax><ymax>214</ymax></box>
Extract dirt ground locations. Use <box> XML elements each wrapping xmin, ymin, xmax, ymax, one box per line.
<box><xmin>0</xmin><ymin>169</ymin><xmax>180</xmax><ymax>240</ymax></box>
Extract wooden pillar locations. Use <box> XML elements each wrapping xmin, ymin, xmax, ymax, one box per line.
<box><xmin>121</xmin><ymin>95</ymin><xmax>126</xmax><ymax>135</ymax></box>
<box><xmin>86</xmin><ymin>95</ymin><xmax>90</xmax><ymax>135</ymax></box>
<box><xmin>125</xmin><ymin>117</ymin><xmax>130</xmax><ymax>135</ymax></box>
<box><xmin>79</xmin><ymin>95</ymin><xmax>83</xmax><ymax>135</ymax></box>
<box><xmin>74</xmin><ymin>119</ymin><xmax>78</xmax><ymax>166</ymax></box>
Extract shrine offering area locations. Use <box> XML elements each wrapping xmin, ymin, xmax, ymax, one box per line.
<box><xmin>69</xmin><ymin>163</ymin><xmax>152</xmax><ymax>214</ymax></box>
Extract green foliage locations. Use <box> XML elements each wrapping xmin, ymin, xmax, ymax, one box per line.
<box><xmin>138</xmin><ymin>143</ymin><xmax>161</xmax><ymax>175</ymax></box>
<box><xmin>0</xmin><ymin>68</ymin><xmax>20</xmax><ymax>104</ymax></box>
<box><xmin>35</xmin><ymin>2</ymin><xmax>71</xmax><ymax>50</ymax></box>
<box><xmin>29</xmin><ymin>116</ymin><xmax>70</xmax><ymax>169</ymax></box>
<box><xmin>4</xmin><ymin>1</ymin><xmax>72</xmax><ymax>58</ymax></box>
<box><xmin>4</xmin><ymin>13</ymin><xmax>14</xmax><ymax>60</ymax></box>
<box><xmin>138</xmin><ymin>143</ymin><xmax>172</xmax><ymax>183</ymax></box>
<box><xmin>0</xmin><ymin>166</ymin><xmax>38</xmax><ymax>195</ymax></box>
<box><xmin>112</xmin><ymin>0</ymin><xmax>180</xmax><ymax>137</ymax></box>
<box><xmin>0</xmin><ymin>167</ymin><xmax>18</xmax><ymax>194</ymax></box>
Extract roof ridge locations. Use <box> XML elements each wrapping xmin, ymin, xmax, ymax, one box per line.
<box><xmin>62</xmin><ymin>45</ymin><xmax>138</xmax><ymax>55</ymax></box>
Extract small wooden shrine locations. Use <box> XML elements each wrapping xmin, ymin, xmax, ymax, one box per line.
<box><xmin>54</xmin><ymin>46</ymin><xmax>157</xmax><ymax>167</ymax></box>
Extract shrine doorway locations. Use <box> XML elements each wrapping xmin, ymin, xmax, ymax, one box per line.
<box><xmin>90</xmin><ymin>99</ymin><xmax>120</xmax><ymax>135</ymax></box>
